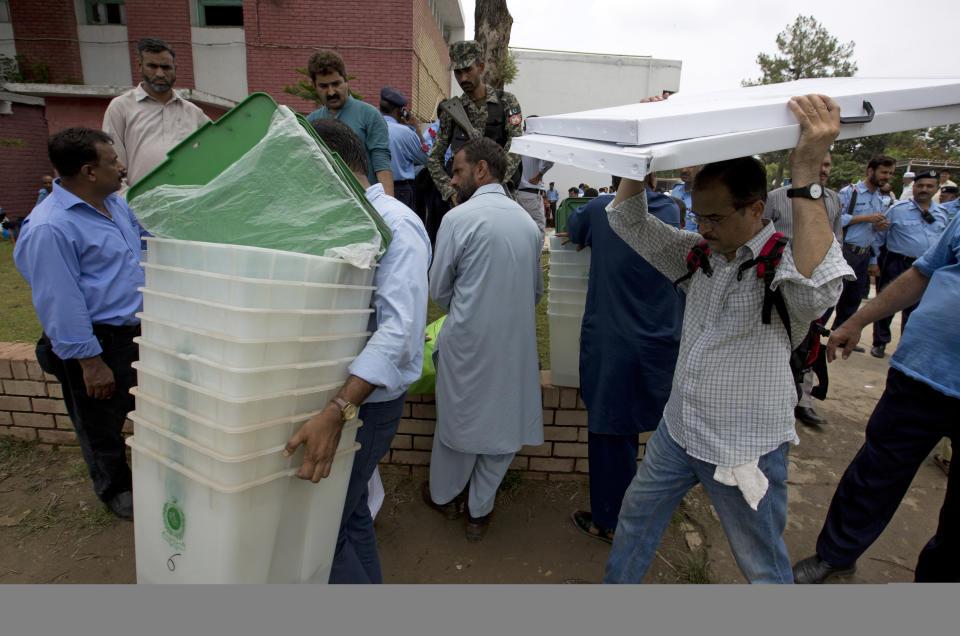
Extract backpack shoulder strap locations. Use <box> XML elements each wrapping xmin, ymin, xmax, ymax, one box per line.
<box><xmin>673</xmin><ymin>241</ymin><xmax>713</xmax><ymax>288</ymax></box>
<box><xmin>737</xmin><ymin>233</ymin><xmax>791</xmax><ymax>333</ymax></box>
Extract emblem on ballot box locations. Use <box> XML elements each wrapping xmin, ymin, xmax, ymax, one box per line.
<box><xmin>162</xmin><ymin>497</ymin><xmax>186</xmax><ymax>550</ymax></box>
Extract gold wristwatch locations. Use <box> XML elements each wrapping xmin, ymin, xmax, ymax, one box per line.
<box><xmin>331</xmin><ymin>397</ymin><xmax>358</xmax><ymax>422</ymax></box>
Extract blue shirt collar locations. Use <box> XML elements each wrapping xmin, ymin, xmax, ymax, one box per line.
<box><xmin>383</xmin><ymin>114</ymin><xmax>398</xmax><ymax>124</ymax></box>
<box><xmin>365</xmin><ymin>182</ymin><xmax>386</xmax><ymax>202</ymax></box>
<box><xmin>50</xmin><ymin>178</ymin><xmax>122</xmax><ymax>216</ymax></box>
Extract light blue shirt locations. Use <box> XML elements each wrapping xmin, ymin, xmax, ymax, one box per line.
<box><xmin>348</xmin><ymin>183</ymin><xmax>432</xmax><ymax>403</ymax></box>
<box><xmin>880</xmin><ymin>199</ymin><xmax>949</xmax><ymax>259</ymax></box>
<box><xmin>13</xmin><ymin>180</ymin><xmax>148</xmax><ymax>360</ymax></box>
<box><xmin>36</xmin><ymin>188</ymin><xmax>50</xmax><ymax>205</ymax></box>
<box><xmin>890</xmin><ymin>214</ymin><xmax>960</xmax><ymax>399</ymax></box>
<box><xmin>383</xmin><ymin>115</ymin><xmax>428</xmax><ymax>181</ymax></box>
<box><xmin>307</xmin><ymin>96</ymin><xmax>392</xmax><ymax>186</ymax></box>
<box><xmin>546</xmin><ymin>188</ymin><xmax>559</xmax><ymax>202</ymax></box>
<box><xmin>941</xmin><ymin>199</ymin><xmax>959</xmax><ymax>221</ymax></box>
<box><xmin>839</xmin><ymin>181</ymin><xmax>886</xmax><ymax>260</ymax></box>
<box><xmin>421</xmin><ymin>119</ymin><xmax>452</xmax><ymax>164</ymax></box>
<box><xmin>670</xmin><ymin>182</ymin><xmax>697</xmax><ymax>232</ymax></box>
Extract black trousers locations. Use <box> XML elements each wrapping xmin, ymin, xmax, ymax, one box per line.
<box><xmin>35</xmin><ymin>326</ymin><xmax>139</xmax><ymax>504</ymax></box>
<box><xmin>588</xmin><ymin>431</ymin><xmax>641</xmax><ymax>530</ymax></box>
<box><xmin>831</xmin><ymin>245</ymin><xmax>871</xmax><ymax>329</ymax></box>
<box><xmin>816</xmin><ymin>368</ymin><xmax>959</xmax><ymax>581</ymax></box>
<box><xmin>393</xmin><ymin>180</ymin><xmax>416</xmax><ymax>211</ymax></box>
<box><xmin>425</xmin><ymin>189</ymin><xmax>451</xmax><ymax>248</ymax></box>
<box><xmin>872</xmin><ymin>253</ymin><xmax>919</xmax><ymax>346</ymax></box>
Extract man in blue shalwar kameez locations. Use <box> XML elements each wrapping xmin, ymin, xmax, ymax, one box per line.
<box><xmin>565</xmin><ymin>175</ymin><xmax>685</xmax><ymax>542</ymax></box>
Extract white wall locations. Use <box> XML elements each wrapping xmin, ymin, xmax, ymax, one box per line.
<box><xmin>505</xmin><ymin>49</ymin><xmax>682</xmax><ymax>192</ymax></box>
<box><xmin>77</xmin><ymin>25</ymin><xmax>130</xmax><ymax>85</ymax></box>
<box><xmin>0</xmin><ymin>22</ymin><xmax>15</xmax><ymax>59</ymax></box>
<box><xmin>191</xmin><ymin>27</ymin><xmax>246</xmax><ymax>102</ymax></box>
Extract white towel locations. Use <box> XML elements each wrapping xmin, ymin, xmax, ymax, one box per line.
<box><xmin>713</xmin><ymin>460</ymin><xmax>769</xmax><ymax>511</ymax></box>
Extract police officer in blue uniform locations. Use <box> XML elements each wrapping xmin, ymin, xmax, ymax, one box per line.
<box><xmin>870</xmin><ymin>170</ymin><xmax>950</xmax><ymax>358</ymax></box>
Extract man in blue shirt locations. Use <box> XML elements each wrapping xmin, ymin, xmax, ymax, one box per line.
<box><xmin>939</xmin><ymin>185</ymin><xmax>959</xmax><ymax>220</ymax></box>
<box><xmin>832</xmin><ymin>155</ymin><xmax>895</xmax><ymax>331</ymax></box>
<box><xmin>305</xmin><ymin>50</ymin><xmax>394</xmax><ymax>196</ymax></box>
<box><xmin>670</xmin><ymin>164</ymin><xmax>702</xmax><ymax>232</ymax></box>
<box><xmin>378</xmin><ymin>87</ymin><xmax>428</xmax><ymax>211</ymax></box>
<box><xmin>286</xmin><ymin>118</ymin><xmax>431</xmax><ymax>584</ymax></box>
<box><xmin>870</xmin><ymin>170</ymin><xmax>950</xmax><ymax>358</ymax></box>
<box><xmin>14</xmin><ymin>128</ymin><xmax>149</xmax><ymax>521</ymax></box>
<box><xmin>546</xmin><ymin>182</ymin><xmax>559</xmax><ymax>227</ymax></box>
<box><xmin>36</xmin><ymin>175</ymin><xmax>53</xmax><ymax>205</ymax></box>
<box><xmin>565</xmin><ymin>174</ymin><xmax>684</xmax><ymax>543</ymax></box>
<box><xmin>794</xmin><ymin>213</ymin><xmax>960</xmax><ymax>584</ymax></box>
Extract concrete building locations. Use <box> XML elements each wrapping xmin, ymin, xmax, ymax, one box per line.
<box><xmin>0</xmin><ymin>0</ymin><xmax>463</xmax><ymax>220</ymax></box>
<box><xmin>505</xmin><ymin>47</ymin><xmax>682</xmax><ymax>195</ymax></box>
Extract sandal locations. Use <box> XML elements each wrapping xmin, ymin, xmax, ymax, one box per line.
<box><xmin>571</xmin><ymin>510</ymin><xmax>614</xmax><ymax>544</ymax></box>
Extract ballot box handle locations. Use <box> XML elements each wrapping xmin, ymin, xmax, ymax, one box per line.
<box><xmin>839</xmin><ymin>101</ymin><xmax>875</xmax><ymax>124</ymax></box>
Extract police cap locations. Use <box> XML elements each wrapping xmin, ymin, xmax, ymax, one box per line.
<box><xmin>380</xmin><ymin>86</ymin><xmax>407</xmax><ymax>108</ymax></box>
<box><xmin>914</xmin><ymin>170</ymin><xmax>940</xmax><ymax>182</ymax></box>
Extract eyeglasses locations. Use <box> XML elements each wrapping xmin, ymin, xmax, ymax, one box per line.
<box><xmin>691</xmin><ymin>206</ymin><xmax>749</xmax><ymax>227</ymax></box>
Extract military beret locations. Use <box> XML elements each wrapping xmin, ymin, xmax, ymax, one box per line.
<box><xmin>449</xmin><ymin>40</ymin><xmax>482</xmax><ymax>70</ymax></box>
<box><xmin>914</xmin><ymin>170</ymin><xmax>940</xmax><ymax>182</ymax></box>
<box><xmin>380</xmin><ymin>86</ymin><xmax>407</xmax><ymax>108</ymax></box>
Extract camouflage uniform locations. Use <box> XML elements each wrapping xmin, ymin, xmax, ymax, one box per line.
<box><xmin>427</xmin><ymin>41</ymin><xmax>523</xmax><ymax>202</ymax></box>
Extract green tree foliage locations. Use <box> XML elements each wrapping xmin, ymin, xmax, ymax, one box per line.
<box><xmin>744</xmin><ymin>15</ymin><xmax>857</xmax><ymax>86</ymax></box>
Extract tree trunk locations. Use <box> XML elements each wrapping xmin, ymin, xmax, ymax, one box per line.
<box><xmin>474</xmin><ymin>0</ymin><xmax>513</xmax><ymax>89</ymax></box>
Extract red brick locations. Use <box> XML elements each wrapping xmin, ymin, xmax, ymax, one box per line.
<box><xmin>401</xmin><ymin>403</ymin><xmax>411</xmax><ymax>417</ymax></box>
<box><xmin>555</xmin><ymin>410</ymin><xmax>588</xmax><ymax>427</ymax></box>
<box><xmin>390</xmin><ymin>434</ymin><xmax>412</xmax><ymax>450</ymax></box>
<box><xmin>1</xmin><ymin>426</ymin><xmax>37</xmax><ymax>441</ymax></box>
<box><xmin>3</xmin><ymin>380</ymin><xmax>46</xmax><ymax>397</ymax></box>
<box><xmin>548</xmin><ymin>472</ymin><xmax>588</xmax><ymax>482</ymax></box>
<box><xmin>518</xmin><ymin>442</ymin><xmax>552</xmax><ymax>457</ymax></box>
<box><xmin>411</xmin><ymin>403</ymin><xmax>436</xmax><ymax>419</ymax></box>
<box><xmin>578</xmin><ymin>428</ymin><xmax>589</xmax><ymax>443</ymax></box>
<box><xmin>0</xmin><ymin>411</ymin><xmax>10</xmax><ymax>426</ymax></box>
<box><xmin>575</xmin><ymin>458</ymin><xmax>590</xmax><ymax>473</ymax></box>
<box><xmin>397</xmin><ymin>419</ymin><xmax>434</xmax><ymax>435</ymax></box>
<box><xmin>0</xmin><ymin>359</ymin><xmax>11</xmax><ymax>379</ymax></box>
<box><xmin>0</xmin><ymin>396</ymin><xmax>32</xmax><ymax>411</ymax></box>
<box><xmin>38</xmin><ymin>430</ymin><xmax>78</xmax><ymax>445</ymax></box>
<box><xmin>541</xmin><ymin>386</ymin><xmax>560</xmax><ymax>408</ymax></box>
<box><xmin>520</xmin><ymin>471</ymin><xmax>549</xmax><ymax>481</ymax></box>
<box><xmin>12</xmin><ymin>412</ymin><xmax>54</xmax><ymax>428</ymax></box>
<box><xmin>8</xmin><ymin>0</ymin><xmax>84</xmax><ymax>83</ymax></box>
<box><xmin>26</xmin><ymin>360</ymin><xmax>45</xmax><ymax>381</ymax></box>
<box><xmin>377</xmin><ymin>463</ymin><xmax>411</xmax><ymax>476</ymax></box>
<box><xmin>530</xmin><ymin>457</ymin><xmax>575</xmax><ymax>472</ymax></box>
<box><xmin>553</xmin><ymin>442</ymin><xmax>589</xmax><ymax>458</ymax></box>
<box><xmin>543</xmin><ymin>426</ymin><xmax>578</xmax><ymax>442</ymax></box>
<box><xmin>577</xmin><ymin>395</ymin><xmax>587</xmax><ymax>410</ymax></box>
<box><xmin>411</xmin><ymin>465</ymin><xmax>430</xmax><ymax>480</ymax></box>
<box><xmin>31</xmin><ymin>398</ymin><xmax>67</xmax><ymax>415</ymax></box>
<box><xmin>10</xmin><ymin>360</ymin><xmax>28</xmax><ymax>380</ymax></box>
<box><xmin>390</xmin><ymin>449</ymin><xmax>432</xmax><ymax>465</ymax></box>
<box><xmin>44</xmin><ymin>373</ymin><xmax>58</xmax><ymax>382</ymax></box>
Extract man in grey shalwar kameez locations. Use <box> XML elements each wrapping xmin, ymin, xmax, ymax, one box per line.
<box><xmin>425</xmin><ymin>137</ymin><xmax>544</xmax><ymax>541</ymax></box>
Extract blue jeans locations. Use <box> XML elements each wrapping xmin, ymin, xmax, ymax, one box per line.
<box><xmin>603</xmin><ymin>423</ymin><xmax>793</xmax><ymax>584</ymax></box>
<box><xmin>327</xmin><ymin>393</ymin><xmax>406</xmax><ymax>584</ymax></box>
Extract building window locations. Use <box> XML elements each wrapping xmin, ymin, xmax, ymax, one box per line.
<box><xmin>198</xmin><ymin>0</ymin><xmax>243</xmax><ymax>27</ymax></box>
<box><xmin>1</xmin><ymin>1</ymin><xmax>11</xmax><ymax>23</ymax></box>
<box><xmin>85</xmin><ymin>0</ymin><xmax>126</xmax><ymax>26</ymax></box>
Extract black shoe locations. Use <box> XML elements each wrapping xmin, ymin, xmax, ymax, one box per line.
<box><xmin>106</xmin><ymin>490</ymin><xmax>133</xmax><ymax>521</ymax></box>
<box><xmin>852</xmin><ymin>345</ymin><xmax>866</xmax><ymax>353</ymax></box>
<box><xmin>421</xmin><ymin>481</ymin><xmax>463</xmax><ymax>520</ymax></box>
<box><xmin>870</xmin><ymin>345</ymin><xmax>886</xmax><ymax>358</ymax></box>
<box><xmin>795</xmin><ymin>406</ymin><xmax>827</xmax><ymax>427</ymax></box>
<box><xmin>466</xmin><ymin>512</ymin><xmax>492</xmax><ymax>542</ymax></box>
<box><xmin>793</xmin><ymin>554</ymin><xmax>856</xmax><ymax>584</ymax></box>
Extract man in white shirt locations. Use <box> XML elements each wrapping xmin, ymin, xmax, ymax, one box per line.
<box><xmin>602</xmin><ymin>95</ymin><xmax>852</xmax><ymax>584</ymax></box>
<box><xmin>102</xmin><ymin>38</ymin><xmax>210</xmax><ymax>191</ymax></box>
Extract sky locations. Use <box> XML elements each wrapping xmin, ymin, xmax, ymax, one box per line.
<box><xmin>458</xmin><ymin>0</ymin><xmax>960</xmax><ymax>96</ymax></box>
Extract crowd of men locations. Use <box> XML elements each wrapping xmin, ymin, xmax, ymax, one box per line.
<box><xmin>7</xmin><ymin>35</ymin><xmax>959</xmax><ymax>584</ymax></box>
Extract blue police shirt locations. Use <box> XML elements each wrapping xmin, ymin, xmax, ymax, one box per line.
<box><xmin>566</xmin><ymin>190</ymin><xmax>685</xmax><ymax>434</ymax></box>
<box><xmin>422</xmin><ymin>119</ymin><xmax>453</xmax><ymax>165</ymax></box>
<box><xmin>546</xmin><ymin>188</ymin><xmax>559</xmax><ymax>202</ymax></box>
<box><xmin>890</xmin><ymin>214</ymin><xmax>960</xmax><ymax>399</ymax></box>
<box><xmin>13</xmin><ymin>180</ymin><xmax>148</xmax><ymax>360</ymax></box>
<box><xmin>839</xmin><ymin>181</ymin><xmax>886</xmax><ymax>260</ymax></box>
<box><xmin>383</xmin><ymin>115</ymin><xmax>429</xmax><ymax>181</ymax></box>
<box><xmin>670</xmin><ymin>182</ymin><xmax>697</xmax><ymax>233</ymax></box>
<box><xmin>941</xmin><ymin>199</ymin><xmax>959</xmax><ymax>221</ymax></box>
<box><xmin>881</xmin><ymin>199</ymin><xmax>949</xmax><ymax>259</ymax></box>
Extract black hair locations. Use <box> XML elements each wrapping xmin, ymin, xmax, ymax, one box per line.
<box><xmin>137</xmin><ymin>38</ymin><xmax>175</xmax><ymax>60</ymax></box>
<box><xmin>310</xmin><ymin>119</ymin><xmax>369</xmax><ymax>177</ymax></box>
<box><xmin>379</xmin><ymin>99</ymin><xmax>400</xmax><ymax>115</ymax></box>
<box><xmin>307</xmin><ymin>49</ymin><xmax>347</xmax><ymax>82</ymax></box>
<box><xmin>867</xmin><ymin>155</ymin><xmax>896</xmax><ymax>172</ymax></box>
<box><xmin>693</xmin><ymin>156</ymin><xmax>768</xmax><ymax>208</ymax></box>
<box><xmin>459</xmin><ymin>137</ymin><xmax>506</xmax><ymax>181</ymax></box>
<box><xmin>583</xmin><ymin>188</ymin><xmax>599</xmax><ymax>197</ymax></box>
<box><xmin>47</xmin><ymin>127</ymin><xmax>114</xmax><ymax>177</ymax></box>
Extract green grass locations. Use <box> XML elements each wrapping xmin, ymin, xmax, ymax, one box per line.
<box><xmin>677</xmin><ymin>550</ymin><xmax>714</xmax><ymax>584</ymax></box>
<box><xmin>0</xmin><ymin>239</ymin><xmax>41</xmax><ymax>343</ymax></box>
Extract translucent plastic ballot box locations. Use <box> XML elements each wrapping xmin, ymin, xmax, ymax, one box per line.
<box><xmin>513</xmin><ymin>77</ymin><xmax>960</xmax><ymax>177</ymax></box>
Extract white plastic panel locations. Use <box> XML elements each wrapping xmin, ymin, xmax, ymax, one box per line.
<box><xmin>524</xmin><ymin>77</ymin><xmax>960</xmax><ymax>145</ymax></box>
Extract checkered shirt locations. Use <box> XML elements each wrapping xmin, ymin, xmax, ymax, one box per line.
<box><xmin>606</xmin><ymin>192</ymin><xmax>853</xmax><ymax>466</ymax></box>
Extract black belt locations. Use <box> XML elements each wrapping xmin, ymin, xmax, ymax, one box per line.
<box><xmin>843</xmin><ymin>243</ymin><xmax>872</xmax><ymax>257</ymax></box>
<box><xmin>92</xmin><ymin>323</ymin><xmax>141</xmax><ymax>337</ymax></box>
<box><xmin>394</xmin><ymin>179</ymin><xmax>414</xmax><ymax>185</ymax></box>
<box><xmin>518</xmin><ymin>187</ymin><xmax>542</xmax><ymax>194</ymax></box>
<box><xmin>886</xmin><ymin>251</ymin><xmax>917</xmax><ymax>265</ymax></box>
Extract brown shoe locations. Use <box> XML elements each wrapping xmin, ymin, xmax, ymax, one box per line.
<box><xmin>421</xmin><ymin>481</ymin><xmax>462</xmax><ymax>520</ymax></box>
<box><xmin>465</xmin><ymin>512</ymin><xmax>491</xmax><ymax>542</ymax></box>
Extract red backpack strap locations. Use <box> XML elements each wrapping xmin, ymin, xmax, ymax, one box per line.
<box><xmin>736</xmin><ymin>233</ymin><xmax>791</xmax><ymax>331</ymax></box>
<box><xmin>673</xmin><ymin>241</ymin><xmax>714</xmax><ymax>288</ymax></box>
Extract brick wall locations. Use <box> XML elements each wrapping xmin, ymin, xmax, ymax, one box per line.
<box><xmin>0</xmin><ymin>102</ymin><xmax>53</xmax><ymax>220</ymax></box>
<box><xmin>242</xmin><ymin>0</ymin><xmax>417</xmax><ymax>113</ymax></box>
<box><xmin>125</xmin><ymin>0</ymin><xmax>196</xmax><ymax>88</ymax></box>
<box><xmin>0</xmin><ymin>346</ymin><xmax>645</xmax><ymax>477</ymax></box>
<box><xmin>8</xmin><ymin>0</ymin><xmax>84</xmax><ymax>83</ymax></box>
<box><xmin>411</xmin><ymin>0</ymin><xmax>452</xmax><ymax>121</ymax></box>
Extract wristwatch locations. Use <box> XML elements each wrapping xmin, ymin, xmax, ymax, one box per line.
<box><xmin>786</xmin><ymin>183</ymin><xmax>824</xmax><ymax>200</ymax></box>
<box><xmin>331</xmin><ymin>397</ymin><xmax>358</xmax><ymax>422</ymax></box>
